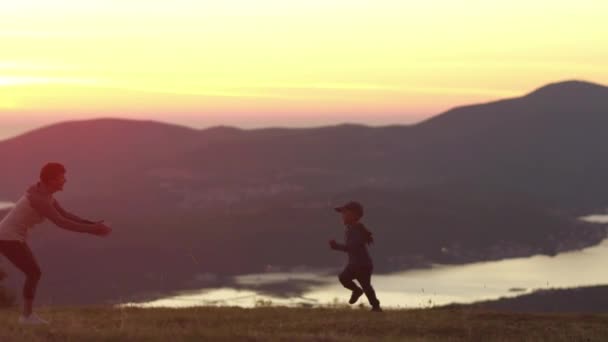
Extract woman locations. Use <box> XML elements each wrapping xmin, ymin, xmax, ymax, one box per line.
<box><xmin>0</xmin><ymin>162</ymin><xmax>111</xmax><ymax>325</ymax></box>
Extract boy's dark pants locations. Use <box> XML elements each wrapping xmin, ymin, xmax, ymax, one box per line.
<box><xmin>339</xmin><ymin>264</ymin><xmax>380</xmax><ymax>307</ymax></box>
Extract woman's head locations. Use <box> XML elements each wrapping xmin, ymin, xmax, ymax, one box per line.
<box><xmin>40</xmin><ymin>162</ymin><xmax>67</xmax><ymax>192</ymax></box>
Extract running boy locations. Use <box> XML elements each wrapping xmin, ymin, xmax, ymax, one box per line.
<box><xmin>329</xmin><ymin>201</ymin><xmax>382</xmax><ymax>312</ymax></box>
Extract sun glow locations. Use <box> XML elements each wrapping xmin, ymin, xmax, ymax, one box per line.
<box><xmin>1</xmin><ymin>0</ymin><xmax>607</xmax><ymax>129</ymax></box>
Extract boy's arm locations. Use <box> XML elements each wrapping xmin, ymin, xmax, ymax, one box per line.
<box><xmin>343</xmin><ymin>229</ymin><xmax>365</xmax><ymax>252</ymax></box>
<box><xmin>330</xmin><ymin>230</ymin><xmax>364</xmax><ymax>252</ymax></box>
<box><xmin>330</xmin><ymin>241</ymin><xmax>348</xmax><ymax>252</ymax></box>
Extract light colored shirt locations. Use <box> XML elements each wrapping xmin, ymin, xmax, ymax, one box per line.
<box><xmin>0</xmin><ymin>183</ymin><xmax>95</xmax><ymax>242</ymax></box>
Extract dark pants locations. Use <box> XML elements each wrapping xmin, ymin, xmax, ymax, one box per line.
<box><xmin>0</xmin><ymin>240</ymin><xmax>41</xmax><ymax>300</ymax></box>
<box><xmin>339</xmin><ymin>264</ymin><xmax>380</xmax><ymax>307</ymax></box>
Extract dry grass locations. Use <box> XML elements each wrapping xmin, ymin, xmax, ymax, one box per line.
<box><xmin>0</xmin><ymin>306</ymin><xmax>607</xmax><ymax>341</ymax></box>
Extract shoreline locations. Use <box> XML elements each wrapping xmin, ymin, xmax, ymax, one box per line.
<box><xmin>127</xmin><ymin>223</ymin><xmax>608</xmax><ymax>308</ymax></box>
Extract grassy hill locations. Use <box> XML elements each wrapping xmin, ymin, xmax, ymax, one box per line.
<box><xmin>1</xmin><ymin>306</ymin><xmax>607</xmax><ymax>341</ymax></box>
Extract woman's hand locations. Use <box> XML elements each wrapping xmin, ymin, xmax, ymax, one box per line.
<box><xmin>91</xmin><ymin>223</ymin><xmax>112</xmax><ymax>237</ymax></box>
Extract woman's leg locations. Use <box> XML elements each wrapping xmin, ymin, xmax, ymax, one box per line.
<box><xmin>0</xmin><ymin>241</ymin><xmax>42</xmax><ymax>317</ymax></box>
<box><xmin>21</xmin><ymin>244</ymin><xmax>41</xmax><ymax>317</ymax></box>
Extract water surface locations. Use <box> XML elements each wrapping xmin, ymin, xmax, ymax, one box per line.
<box><xmin>133</xmin><ymin>215</ymin><xmax>608</xmax><ymax>308</ymax></box>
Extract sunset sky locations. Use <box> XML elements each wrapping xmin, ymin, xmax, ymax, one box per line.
<box><xmin>1</xmin><ymin>0</ymin><xmax>607</xmax><ymax>139</ymax></box>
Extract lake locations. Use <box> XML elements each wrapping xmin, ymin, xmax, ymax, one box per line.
<box><xmin>125</xmin><ymin>215</ymin><xmax>608</xmax><ymax>308</ymax></box>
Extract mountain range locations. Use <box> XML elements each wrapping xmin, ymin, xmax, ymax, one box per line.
<box><xmin>0</xmin><ymin>80</ymin><xmax>606</xmax><ymax>304</ymax></box>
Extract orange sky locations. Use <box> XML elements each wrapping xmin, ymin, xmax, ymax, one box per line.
<box><xmin>1</xmin><ymin>0</ymin><xmax>607</xmax><ymax>139</ymax></box>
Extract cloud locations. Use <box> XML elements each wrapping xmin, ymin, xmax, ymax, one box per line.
<box><xmin>0</xmin><ymin>29</ymin><xmax>92</xmax><ymax>38</ymax></box>
<box><xmin>0</xmin><ymin>61</ymin><xmax>77</xmax><ymax>71</ymax></box>
<box><xmin>234</xmin><ymin>82</ymin><xmax>520</xmax><ymax>97</ymax></box>
<box><xmin>0</xmin><ymin>76</ymin><xmax>98</xmax><ymax>87</ymax></box>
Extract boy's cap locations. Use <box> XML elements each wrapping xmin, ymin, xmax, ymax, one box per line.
<box><xmin>334</xmin><ymin>201</ymin><xmax>364</xmax><ymax>217</ymax></box>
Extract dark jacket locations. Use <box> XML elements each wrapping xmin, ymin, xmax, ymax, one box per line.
<box><xmin>333</xmin><ymin>223</ymin><xmax>373</xmax><ymax>267</ymax></box>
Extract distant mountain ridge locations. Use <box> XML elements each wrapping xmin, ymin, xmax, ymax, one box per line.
<box><xmin>0</xmin><ymin>80</ymin><xmax>606</xmax><ymax>305</ymax></box>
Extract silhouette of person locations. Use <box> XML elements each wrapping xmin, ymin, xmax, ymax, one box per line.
<box><xmin>0</xmin><ymin>162</ymin><xmax>112</xmax><ymax>325</ymax></box>
<box><xmin>329</xmin><ymin>201</ymin><xmax>381</xmax><ymax>312</ymax></box>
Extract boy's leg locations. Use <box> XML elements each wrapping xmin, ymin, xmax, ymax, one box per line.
<box><xmin>339</xmin><ymin>266</ymin><xmax>362</xmax><ymax>292</ymax></box>
<box><xmin>356</xmin><ymin>267</ymin><xmax>380</xmax><ymax>308</ymax></box>
<box><xmin>339</xmin><ymin>265</ymin><xmax>365</xmax><ymax>304</ymax></box>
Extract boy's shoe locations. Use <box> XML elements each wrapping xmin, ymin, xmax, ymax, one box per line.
<box><xmin>349</xmin><ymin>289</ymin><xmax>364</xmax><ymax>304</ymax></box>
<box><xmin>19</xmin><ymin>313</ymin><xmax>49</xmax><ymax>326</ymax></box>
<box><xmin>371</xmin><ymin>306</ymin><xmax>383</xmax><ymax>312</ymax></box>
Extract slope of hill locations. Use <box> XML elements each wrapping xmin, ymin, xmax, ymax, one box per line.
<box><xmin>409</xmin><ymin>80</ymin><xmax>608</xmax><ymax>210</ymax></box>
<box><xmin>460</xmin><ymin>285</ymin><xmax>608</xmax><ymax>313</ymax></box>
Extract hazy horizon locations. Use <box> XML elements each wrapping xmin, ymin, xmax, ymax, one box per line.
<box><xmin>0</xmin><ymin>110</ymin><xmax>429</xmax><ymax>141</ymax></box>
<box><xmin>2</xmin><ymin>78</ymin><xmax>605</xmax><ymax>141</ymax></box>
